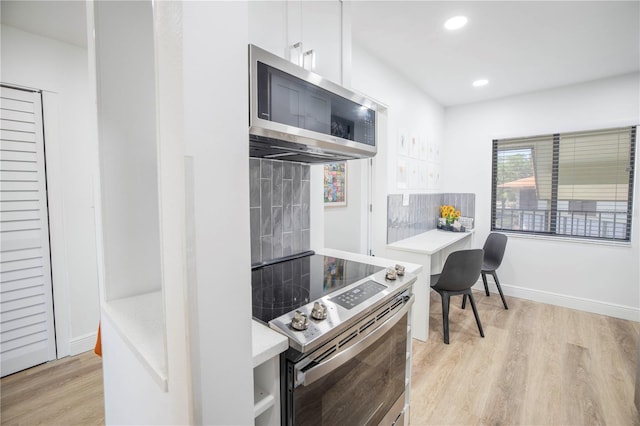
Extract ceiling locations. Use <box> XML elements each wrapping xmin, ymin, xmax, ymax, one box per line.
<box><xmin>2</xmin><ymin>1</ymin><xmax>639</xmax><ymax>107</ymax></box>
<box><xmin>352</xmin><ymin>1</ymin><xmax>640</xmax><ymax>106</ymax></box>
<box><xmin>1</xmin><ymin>1</ymin><xmax>87</xmax><ymax>49</ymax></box>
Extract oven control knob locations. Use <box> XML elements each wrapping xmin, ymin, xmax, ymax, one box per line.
<box><xmin>385</xmin><ymin>268</ymin><xmax>398</xmax><ymax>280</ymax></box>
<box><xmin>311</xmin><ymin>302</ymin><xmax>327</xmax><ymax>320</ymax></box>
<box><xmin>290</xmin><ymin>310</ymin><xmax>309</xmax><ymax>331</ymax></box>
<box><xmin>395</xmin><ymin>264</ymin><xmax>405</xmax><ymax>276</ymax></box>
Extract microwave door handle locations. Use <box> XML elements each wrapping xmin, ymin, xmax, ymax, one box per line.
<box><xmin>300</xmin><ymin>294</ymin><xmax>414</xmax><ymax>386</ymax></box>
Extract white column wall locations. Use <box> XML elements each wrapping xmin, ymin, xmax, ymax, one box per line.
<box><xmin>443</xmin><ymin>73</ymin><xmax>640</xmax><ymax>320</ymax></box>
<box><xmin>183</xmin><ymin>3</ymin><xmax>254</xmax><ymax>424</ymax></box>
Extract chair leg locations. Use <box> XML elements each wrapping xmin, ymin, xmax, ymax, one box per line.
<box><xmin>461</xmin><ymin>294</ymin><xmax>467</xmax><ymax>310</ymax></box>
<box><xmin>481</xmin><ymin>272</ymin><xmax>490</xmax><ymax>296</ymax></box>
<box><xmin>492</xmin><ymin>271</ymin><xmax>509</xmax><ymax>310</ymax></box>
<box><xmin>441</xmin><ymin>292</ymin><xmax>451</xmax><ymax>344</ymax></box>
<box><xmin>466</xmin><ymin>291</ymin><xmax>484</xmax><ymax>338</ymax></box>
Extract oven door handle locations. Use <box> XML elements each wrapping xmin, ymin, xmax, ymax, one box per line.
<box><xmin>300</xmin><ymin>294</ymin><xmax>414</xmax><ymax>386</ymax></box>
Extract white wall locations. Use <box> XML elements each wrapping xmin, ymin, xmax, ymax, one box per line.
<box><xmin>348</xmin><ymin>44</ymin><xmax>445</xmax><ymax>258</ymax></box>
<box><xmin>352</xmin><ymin>45</ymin><xmax>445</xmax><ymax>197</ymax></box>
<box><xmin>443</xmin><ymin>73</ymin><xmax>640</xmax><ymax>320</ymax></box>
<box><xmin>324</xmin><ymin>158</ymin><xmax>368</xmax><ymax>253</ymax></box>
<box><xmin>0</xmin><ymin>24</ymin><xmax>100</xmax><ymax>355</ymax></box>
<box><xmin>183</xmin><ymin>3</ymin><xmax>254</xmax><ymax>425</ymax></box>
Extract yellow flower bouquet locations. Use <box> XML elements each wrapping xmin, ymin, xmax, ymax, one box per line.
<box><xmin>438</xmin><ymin>205</ymin><xmax>463</xmax><ymax>231</ymax></box>
<box><xmin>440</xmin><ymin>205</ymin><xmax>461</xmax><ymax>223</ymax></box>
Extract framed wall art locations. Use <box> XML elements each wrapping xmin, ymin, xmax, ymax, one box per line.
<box><xmin>324</xmin><ymin>162</ymin><xmax>347</xmax><ymax>206</ymax></box>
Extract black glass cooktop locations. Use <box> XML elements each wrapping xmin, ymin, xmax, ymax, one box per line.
<box><xmin>251</xmin><ymin>254</ymin><xmax>385</xmax><ymax>323</ymax></box>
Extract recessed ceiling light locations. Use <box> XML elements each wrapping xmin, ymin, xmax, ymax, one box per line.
<box><xmin>444</xmin><ymin>16</ymin><xmax>468</xmax><ymax>30</ymax></box>
<box><xmin>472</xmin><ymin>79</ymin><xmax>489</xmax><ymax>87</ymax></box>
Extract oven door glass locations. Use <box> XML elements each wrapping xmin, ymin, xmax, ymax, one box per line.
<box><xmin>289</xmin><ymin>314</ymin><xmax>407</xmax><ymax>426</ymax></box>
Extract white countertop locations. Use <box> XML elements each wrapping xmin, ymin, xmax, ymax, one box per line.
<box><xmin>317</xmin><ymin>248</ymin><xmax>423</xmax><ymax>274</ymax></box>
<box><xmin>251</xmin><ymin>248</ymin><xmax>423</xmax><ymax>367</ymax></box>
<box><xmin>252</xmin><ymin>320</ymin><xmax>288</xmax><ymax>368</ymax></box>
<box><xmin>387</xmin><ymin>229</ymin><xmax>474</xmax><ymax>255</ymax></box>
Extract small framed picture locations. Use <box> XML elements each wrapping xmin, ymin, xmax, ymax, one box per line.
<box><xmin>324</xmin><ymin>162</ymin><xmax>347</xmax><ymax>206</ymax></box>
<box><xmin>398</xmin><ymin>129</ymin><xmax>408</xmax><ymax>156</ymax></box>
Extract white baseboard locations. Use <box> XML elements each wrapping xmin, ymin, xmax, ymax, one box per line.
<box><xmin>69</xmin><ymin>332</ymin><xmax>98</xmax><ymax>356</ymax></box>
<box><xmin>472</xmin><ymin>281</ymin><xmax>640</xmax><ymax>322</ymax></box>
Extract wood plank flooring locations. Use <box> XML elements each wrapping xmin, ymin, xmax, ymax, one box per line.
<box><xmin>0</xmin><ymin>293</ymin><xmax>637</xmax><ymax>425</ymax></box>
<box><xmin>411</xmin><ymin>291</ymin><xmax>640</xmax><ymax>425</ymax></box>
<box><xmin>0</xmin><ymin>351</ymin><xmax>104</xmax><ymax>425</ymax></box>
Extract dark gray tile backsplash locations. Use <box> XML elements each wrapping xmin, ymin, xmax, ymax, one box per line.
<box><xmin>250</xmin><ymin>159</ymin><xmax>311</xmax><ymax>264</ymax></box>
<box><xmin>387</xmin><ymin>193</ymin><xmax>475</xmax><ymax>244</ymax></box>
<box><xmin>249</xmin><ymin>158</ymin><xmax>261</xmax><ymax>208</ymax></box>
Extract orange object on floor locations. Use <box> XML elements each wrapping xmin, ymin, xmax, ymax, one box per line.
<box><xmin>94</xmin><ymin>323</ymin><xmax>102</xmax><ymax>357</ymax></box>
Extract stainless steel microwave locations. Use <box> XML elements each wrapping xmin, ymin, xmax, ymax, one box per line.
<box><xmin>249</xmin><ymin>44</ymin><xmax>379</xmax><ymax>163</ymax></box>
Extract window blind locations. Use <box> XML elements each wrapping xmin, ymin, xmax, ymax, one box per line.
<box><xmin>491</xmin><ymin>126</ymin><xmax>636</xmax><ymax>241</ymax></box>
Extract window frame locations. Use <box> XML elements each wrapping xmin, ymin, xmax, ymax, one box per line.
<box><xmin>491</xmin><ymin>126</ymin><xmax>637</xmax><ymax>242</ymax></box>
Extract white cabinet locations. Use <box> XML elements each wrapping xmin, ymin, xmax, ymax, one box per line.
<box><xmin>249</xmin><ymin>0</ymin><xmax>343</xmax><ymax>84</ymax></box>
<box><xmin>294</xmin><ymin>1</ymin><xmax>342</xmax><ymax>83</ymax></box>
<box><xmin>252</xmin><ymin>321</ymin><xmax>288</xmax><ymax>426</ymax></box>
<box><xmin>248</xmin><ymin>1</ymin><xmax>287</xmax><ymax>59</ymax></box>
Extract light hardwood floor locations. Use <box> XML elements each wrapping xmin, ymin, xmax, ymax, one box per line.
<box><xmin>1</xmin><ymin>293</ymin><xmax>638</xmax><ymax>425</ymax></box>
<box><xmin>1</xmin><ymin>350</ymin><xmax>104</xmax><ymax>425</ymax></box>
<box><xmin>411</xmin><ymin>291</ymin><xmax>640</xmax><ymax>425</ymax></box>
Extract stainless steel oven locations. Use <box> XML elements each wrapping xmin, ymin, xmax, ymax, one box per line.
<box><xmin>282</xmin><ymin>291</ymin><xmax>413</xmax><ymax>426</ymax></box>
<box><xmin>251</xmin><ymin>252</ymin><xmax>416</xmax><ymax>426</ymax></box>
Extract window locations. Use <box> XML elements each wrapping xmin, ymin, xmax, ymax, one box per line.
<box><xmin>491</xmin><ymin>126</ymin><xmax>636</xmax><ymax>241</ymax></box>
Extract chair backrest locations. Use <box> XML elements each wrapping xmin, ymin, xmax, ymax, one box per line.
<box><xmin>433</xmin><ymin>249</ymin><xmax>484</xmax><ymax>292</ymax></box>
<box><xmin>483</xmin><ymin>233</ymin><xmax>508</xmax><ymax>269</ymax></box>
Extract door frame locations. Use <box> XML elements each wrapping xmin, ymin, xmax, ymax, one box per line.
<box><xmin>40</xmin><ymin>90</ymin><xmax>73</xmax><ymax>358</ymax></box>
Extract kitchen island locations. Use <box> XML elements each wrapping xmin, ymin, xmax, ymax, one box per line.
<box><xmin>387</xmin><ymin>229</ymin><xmax>475</xmax><ymax>342</ymax></box>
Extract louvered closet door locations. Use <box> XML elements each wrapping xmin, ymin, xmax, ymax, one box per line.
<box><xmin>0</xmin><ymin>85</ymin><xmax>56</xmax><ymax>377</ymax></box>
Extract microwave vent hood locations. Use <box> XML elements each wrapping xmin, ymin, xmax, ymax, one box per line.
<box><xmin>249</xmin><ymin>44</ymin><xmax>380</xmax><ymax>164</ymax></box>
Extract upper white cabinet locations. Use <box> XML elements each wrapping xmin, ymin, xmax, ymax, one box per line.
<box><xmin>294</xmin><ymin>1</ymin><xmax>342</xmax><ymax>83</ymax></box>
<box><xmin>248</xmin><ymin>1</ymin><xmax>288</xmax><ymax>60</ymax></box>
<box><xmin>249</xmin><ymin>0</ymin><xmax>343</xmax><ymax>84</ymax></box>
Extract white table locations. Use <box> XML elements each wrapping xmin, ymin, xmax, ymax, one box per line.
<box><xmin>387</xmin><ymin>229</ymin><xmax>475</xmax><ymax>341</ymax></box>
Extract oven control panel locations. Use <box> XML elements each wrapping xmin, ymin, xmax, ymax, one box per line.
<box><xmin>329</xmin><ymin>280</ymin><xmax>386</xmax><ymax>310</ymax></box>
<box><xmin>269</xmin><ymin>267</ymin><xmax>417</xmax><ymax>354</ymax></box>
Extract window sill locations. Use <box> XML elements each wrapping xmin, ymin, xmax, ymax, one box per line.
<box><xmin>498</xmin><ymin>231</ymin><xmax>632</xmax><ymax>247</ymax></box>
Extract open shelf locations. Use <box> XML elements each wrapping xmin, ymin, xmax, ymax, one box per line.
<box><xmin>102</xmin><ymin>290</ymin><xmax>167</xmax><ymax>390</ymax></box>
<box><xmin>254</xmin><ymin>385</ymin><xmax>275</xmax><ymax>418</ymax></box>
<box><xmin>94</xmin><ymin>0</ymin><xmax>167</xmax><ymax>391</ymax></box>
